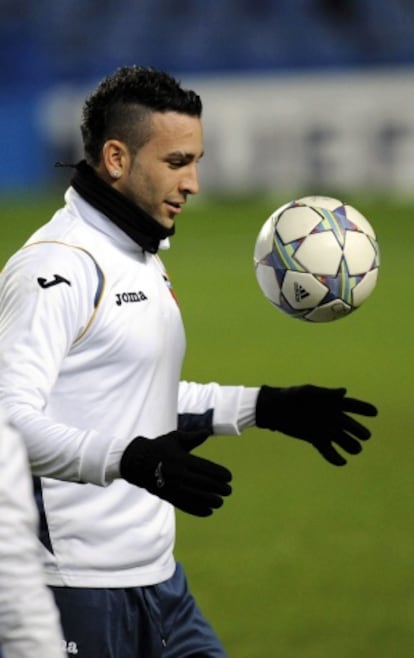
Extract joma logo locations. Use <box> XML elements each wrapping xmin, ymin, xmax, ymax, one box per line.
<box><xmin>61</xmin><ymin>640</ymin><xmax>79</xmax><ymax>654</ymax></box>
<box><xmin>115</xmin><ymin>291</ymin><xmax>148</xmax><ymax>306</ymax></box>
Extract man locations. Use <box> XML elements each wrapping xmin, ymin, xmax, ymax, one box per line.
<box><xmin>0</xmin><ymin>66</ymin><xmax>377</xmax><ymax>657</ymax></box>
<box><xmin>0</xmin><ymin>410</ymin><xmax>65</xmax><ymax>658</ymax></box>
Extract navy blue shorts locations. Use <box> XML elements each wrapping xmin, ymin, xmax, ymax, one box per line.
<box><xmin>51</xmin><ymin>562</ymin><xmax>228</xmax><ymax>658</ymax></box>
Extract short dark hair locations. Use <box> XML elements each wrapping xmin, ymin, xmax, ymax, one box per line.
<box><xmin>81</xmin><ymin>66</ymin><xmax>203</xmax><ymax>165</ymax></box>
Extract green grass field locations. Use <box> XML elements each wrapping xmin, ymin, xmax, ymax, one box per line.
<box><xmin>1</xmin><ymin>191</ymin><xmax>413</xmax><ymax>657</ymax></box>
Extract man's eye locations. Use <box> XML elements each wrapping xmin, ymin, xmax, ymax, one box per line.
<box><xmin>168</xmin><ymin>161</ymin><xmax>183</xmax><ymax>168</ymax></box>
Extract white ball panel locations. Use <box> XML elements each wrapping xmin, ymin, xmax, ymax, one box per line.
<box><xmin>297</xmin><ymin>196</ymin><xmax>343</xmax><ymax>210</ymax></box>
<box><xmin>281</xmin><ymin>271</ymin><xmax>328</xmax><ymax>309</ymax></box>
<box><xmin>255</xmin><ymin>263</ymin><xmax>281</xmax><ymax>305</ymax></box>
<box><xmin>352</xmin><ymin>269</ymin><xmax>379</xmax><ymax>307</ymax></box>
<box><xmin>305</xmin><ymin>299</ymin><xmax>352</xmax><ymax>322</ymax></box>
<box><xmin>276</xmin><ymin>206</ymin><xmax>322</xmax><ymax>243</ymax></box>
<box><xmin>272</xmin><ymin>200</ymin><xmax>294</xmax><ymax>217</ymax></box>
<box><xmin>253</xmin><ymin>216</ymin><xmax>275</xmax><ymax>262</ymax></box>
<box><xmin>343</xmin><ymin>231</ymin><xmax>376</xmax><ymax>275</ymax></box>
<box><xmin>295</xmin><ymin>232</ymin><xmax>343</xmax><ymax>275</ymax></box>
<box><xmin>344</xmin><ymin>205</ymin><xmax>376</xmax><ymax>238</ymax></box>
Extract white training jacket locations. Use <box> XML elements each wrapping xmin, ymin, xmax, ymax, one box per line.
<box><xmin>0</xmin><ymin>188</ymin><xmax>258</xmax><ymax>588</ymax></box>
<box><xmin>0</xmin><ymin>410</ymin><xmax>65</xmax><ymax>658</ymax></box>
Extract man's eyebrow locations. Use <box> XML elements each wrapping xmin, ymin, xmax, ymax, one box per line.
<box><xmin>167</xmin><ymin>150</ymin><xmax>204</xmax><ymax>160</ymax></box>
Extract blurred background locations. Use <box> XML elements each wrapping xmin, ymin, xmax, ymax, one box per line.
<box><xmin>1</xmin><ymin>2</ymin><xmax>414</xmax><ymax>657</ymax></box>
<box><xmin>2</xmin><ymin>0</ymin><xmax>414</xmax><ymax>195</ymax></box>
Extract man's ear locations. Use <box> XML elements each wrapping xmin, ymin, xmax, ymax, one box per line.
<box><xmin>101</xmin><ymin>140</ymin><xmax>130</xmax><ymax>182</ymax></box>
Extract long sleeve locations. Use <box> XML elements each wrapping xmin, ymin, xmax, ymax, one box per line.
<box><xmin>0</xmin><ymin>241</ymin><xmax>119</xmax><ymax>486</ymax></box>
<box><xmin>0</xmin><ymin>411</ymin><xmax>65</xmax><ymax>658</ymax></box>
<box><xmin>178</xmin><ymin>381</ymin><xmax>260</xmax><ymax>434</ymax></box>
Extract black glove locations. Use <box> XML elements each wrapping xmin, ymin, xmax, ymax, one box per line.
<box><xmin>120</xmin><ymin>429</ymin><xmax>232</xmax><ymax>517</ymax></box>
<box><xmin>256</xmin><ymin>385</ymin><xmax>378</xmax><ymax>466</ymax></box>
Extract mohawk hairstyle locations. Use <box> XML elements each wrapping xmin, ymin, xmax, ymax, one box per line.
<box><xmin>81</xmin><ymin>66</ymin><xmax>202</xmax><ymax>165</ymax></box>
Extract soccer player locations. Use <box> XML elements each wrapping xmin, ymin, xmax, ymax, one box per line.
<box><xmin>0</xmin><ymin>410</ymin><xmax>65</xmax><ymax>658</ymax></box>
<box><xmin>0</xmin><ymin>66</ymin><xmax>377</xmax><ymax>658</ymax></box>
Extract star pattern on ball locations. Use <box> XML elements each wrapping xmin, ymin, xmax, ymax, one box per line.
<box><xmin>310</xmin><ymin>205</ymin><xmax>359</xmax><ymax>247</ymax></box>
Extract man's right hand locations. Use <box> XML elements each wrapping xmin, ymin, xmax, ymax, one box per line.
<box><xmin>120</xmin><ymin>430</ymin><xmax>232</xmax><ymax>517</ymax></box>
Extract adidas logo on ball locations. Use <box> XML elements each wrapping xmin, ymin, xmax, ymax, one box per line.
<box><xmin>294</xmin><ymin>282</ymin><xmax>310</xmax><ymax>302</ymax></box>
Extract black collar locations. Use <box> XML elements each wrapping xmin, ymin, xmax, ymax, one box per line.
<box><xmin>70</xmin><ymin>160</ymin><xmax>174</xmax><ymax>253</ymax></box>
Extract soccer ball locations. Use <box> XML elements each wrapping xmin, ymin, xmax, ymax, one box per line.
<box><xmin>253</xmin><ymin>196</ymin><xmax>380</xmax><ymax>322</ymax></box>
